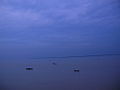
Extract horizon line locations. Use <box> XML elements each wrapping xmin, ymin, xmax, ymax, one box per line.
<box><xmin>31</xmin><ymin>53</ymin><xmax>120</xmax><ymax>59</ymax></box>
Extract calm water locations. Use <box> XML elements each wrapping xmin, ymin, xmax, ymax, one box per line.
<box><xmin>0</xmin><ymin>55</ymin><xmax>120</xmax><ymax>90</ymax></box>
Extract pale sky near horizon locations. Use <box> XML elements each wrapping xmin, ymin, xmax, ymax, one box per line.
<box><xmin>0</xmin><ymin>0</ymin><xmax>120</xmax><ymax>58</ymax></box>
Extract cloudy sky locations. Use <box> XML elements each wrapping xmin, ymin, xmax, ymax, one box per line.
<box><xmin>0</xmin><ymin>0</ymin><xmax>120</xmax><ymax>58</ymax></box>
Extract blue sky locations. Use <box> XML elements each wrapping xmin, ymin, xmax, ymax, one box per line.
<box><xmin>0</xmin><ymin>0</ymin><xmax>120</xmax><ymax>58</ymax></box>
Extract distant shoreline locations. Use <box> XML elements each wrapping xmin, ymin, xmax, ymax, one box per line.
<box><xmin>32</xmin><ymin>53</ymin><xmax>120</xmax><ymax>59</ymax></box>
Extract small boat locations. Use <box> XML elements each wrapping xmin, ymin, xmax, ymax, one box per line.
<box><xmin>74</xmin><ymin>69</ymin><xmax>80</xmax><ymax>72</ymax></box>
<box><xmin>25</xmin><ymin>67</ymin><xmax>33</xmax><ymax>70</ymax></box>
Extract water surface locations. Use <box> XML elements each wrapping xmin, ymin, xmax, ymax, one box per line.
<box><xmin>0</xmin><ymin>55</ymin><xmax>120</xmax><ymax>90</ymax></box>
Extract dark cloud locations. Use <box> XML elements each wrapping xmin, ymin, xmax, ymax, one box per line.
<box><xmin>0</xmin><ymin>0</ymin><xmax>120</xmax><ymax>58</ymax></box>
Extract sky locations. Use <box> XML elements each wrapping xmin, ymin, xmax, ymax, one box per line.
<box><xmin>0</xmin><ymin>0</ymin><xmax>120</xmax><ymax>59</ymax></box>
